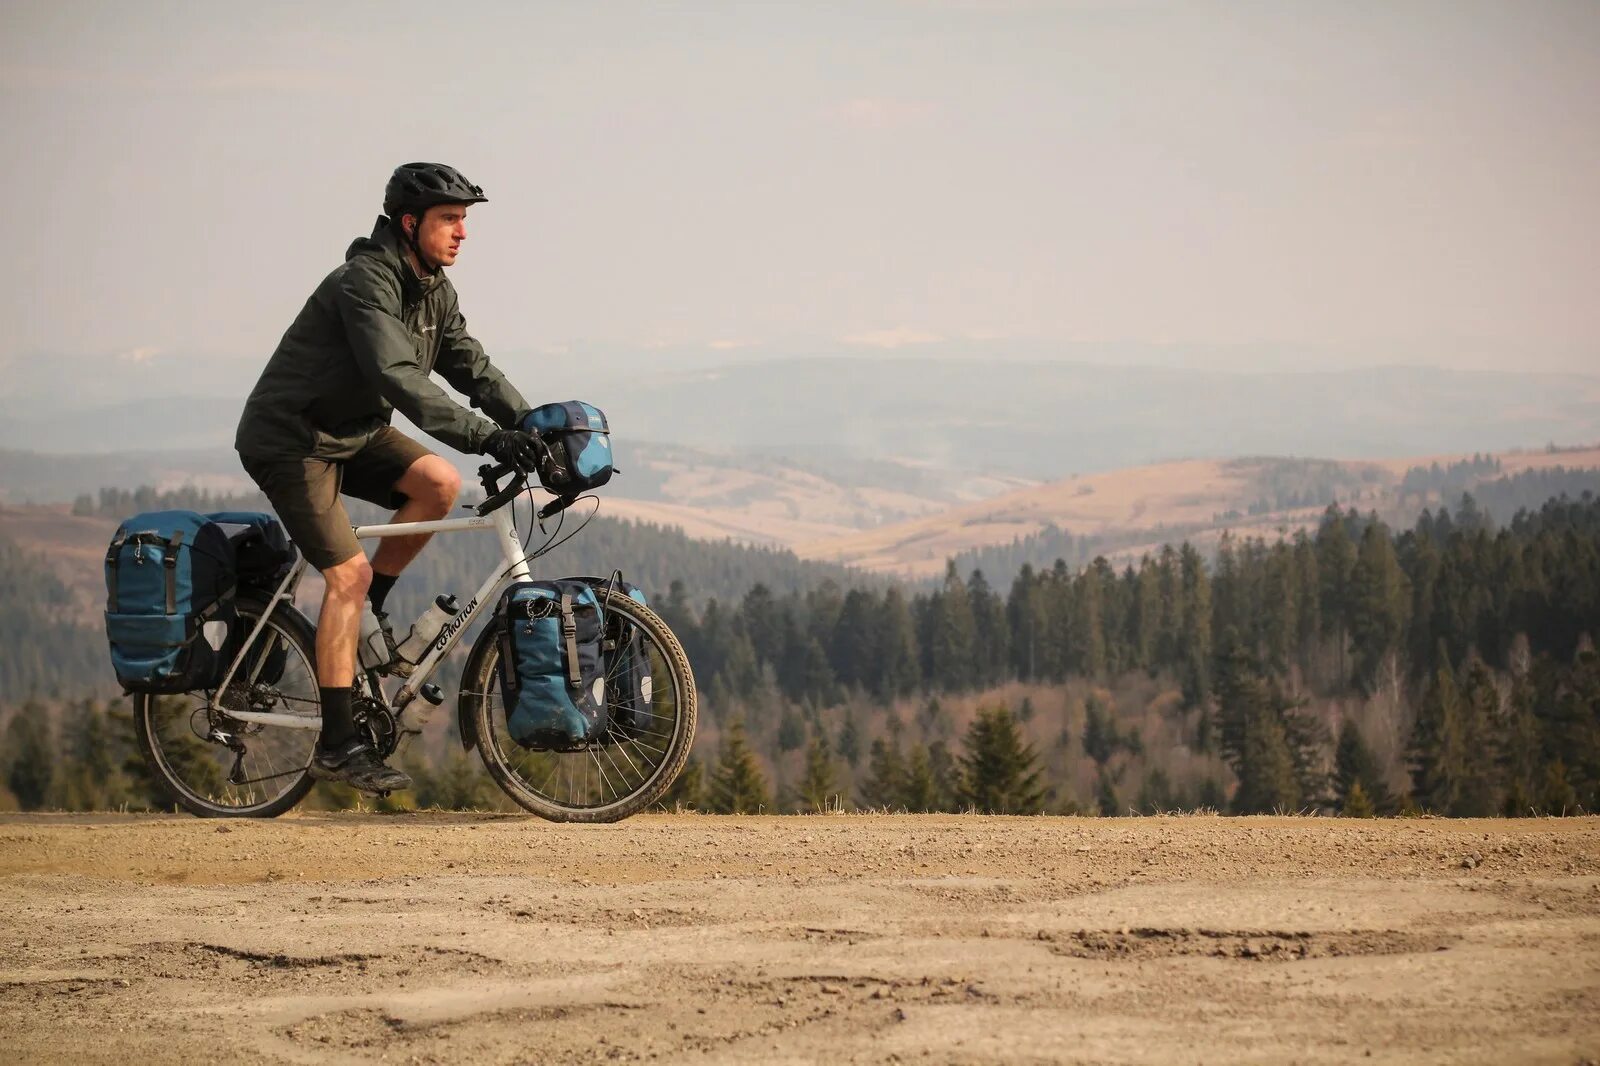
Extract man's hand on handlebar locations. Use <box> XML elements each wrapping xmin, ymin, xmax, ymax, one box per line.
<box><xmin>481</xmin><ymin>429</ymin><xmax>542</xmax><ymax>473</ymax></box>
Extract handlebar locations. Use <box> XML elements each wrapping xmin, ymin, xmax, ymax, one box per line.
<box><xmin>474</xmin><ymin>463</ymin><xmax>583</xmax><ymax>522</ymax></box>
<box><xmin>475</xmin><ymin>463</ymin><xmax>526</xmax><ymax>516</ymax></box>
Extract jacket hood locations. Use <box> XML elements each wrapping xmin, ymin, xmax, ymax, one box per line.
<box><xmin>344</xmin><ymin>216</ymin><xmax>445</xmax><ymax>300</ymax></box>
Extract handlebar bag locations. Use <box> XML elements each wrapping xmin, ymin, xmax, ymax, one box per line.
<box><xmin>495</xmin><ymin>579</ymin><xmax>608</xmax><ymax>750</ymax></box>
<box><xmin>208</xmin><ymin>511</ymin><xmax>296</xmax><ymax>593</ymax></box>
<box><xmin>576</xmin><ymin>575</ymin><xmax>653</xmax><ymax>742</ymax></box>
<box><xmin>103</xmin><ymin>510</ymin><xmax>238</xmax><ymax>693</ymax></box>
<box><xmin>518</xmin><ymin>401</ymin><xmax>614</xmax><ymax>494</ymax></box>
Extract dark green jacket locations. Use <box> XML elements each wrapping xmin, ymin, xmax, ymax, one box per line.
<box><xmin>235</xmin><ymin>218</ymin><xmax>528</xmax><ymax>461</ymax></box>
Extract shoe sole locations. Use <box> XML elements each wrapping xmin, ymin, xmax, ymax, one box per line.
<box><xmin>307</xmin><ymin>763</ymin><xmax>411</xmax><ymax>794</ymax></box>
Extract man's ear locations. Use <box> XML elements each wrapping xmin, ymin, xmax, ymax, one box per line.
<box><xmin>401</xmin><ymin>212</ymin><xmax>415</xmax><ymax>238</ymax></box>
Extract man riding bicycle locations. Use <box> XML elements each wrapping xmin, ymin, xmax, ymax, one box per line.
<box><xmin>234</xmin><ymin>162</ymin><xmax>543</xmax><ymax>794</ymax></box>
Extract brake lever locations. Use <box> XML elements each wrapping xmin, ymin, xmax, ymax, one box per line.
<box><xmin>537</xmin><ymin>494</ymin><xmax>580</xmax><ymax>522</ymax></box>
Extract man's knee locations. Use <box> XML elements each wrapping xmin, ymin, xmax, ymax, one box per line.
<box><xmin>400</xmin><ymin>454</ymin><xmax>461</xmax><ymax>515</ymax></box>
<box><xmin>323</xmin><ymin>554</ymin><xmax>373</xmax><ymax>600</ymax></box>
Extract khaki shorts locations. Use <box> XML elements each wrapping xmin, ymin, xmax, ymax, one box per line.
<box><xmin>240</xmin><ymin>428</ymin><xmax>433</xmax><ymax>571</ymax></box>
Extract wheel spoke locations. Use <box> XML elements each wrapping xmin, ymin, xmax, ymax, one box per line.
<box><xmin>138</xmin><ymin>599</ymin><xmax>317</xmax><ymax>817</ymax></box>
<box><xmin>470</xmin><ymin>589</ymin><xmax>695</xmax><ymax>820</ymax></box>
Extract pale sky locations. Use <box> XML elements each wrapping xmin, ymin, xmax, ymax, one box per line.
<box><xmin>3</xmin><ymin>0</ymin><xmax>1598</xmax><ymax>376</ymax></box>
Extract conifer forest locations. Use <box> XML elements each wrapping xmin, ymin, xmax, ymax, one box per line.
<box><xmin>2</xmin><ymin>489</ymin><xmax>1598</xmax><ymax>818</ymax></box>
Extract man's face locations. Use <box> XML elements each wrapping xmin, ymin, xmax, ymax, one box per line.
<box><xmin>409</xmin><ymin>203</ymin><xmax>469</xmax><ymax>268</ymax></box>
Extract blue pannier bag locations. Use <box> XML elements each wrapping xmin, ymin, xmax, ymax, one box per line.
<box><xmin>104</xmin><ymin>510</ymin><xmax>238</xmax><ymax>693</ymax></box>
<box><xmin>518</xmin><ymin>400</ymin><xmax>614</xmax><ymax>495</ymax></box>
<box><xmin>578</xmin><ymin>575</ymin><xmax>653</xmax><ymax>742</ymax></box>
<box><xmin>496</xmin><ymin>579</ymin><xmax>608</xmax><ymax>750</ymax></box>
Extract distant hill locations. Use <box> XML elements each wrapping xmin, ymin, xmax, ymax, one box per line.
<box><xmin>5</xmin><ymin>353</ymin><xmax>1597</xmax><ymax>484</ymax></box>
<box><xmin>795</xmin><ymin>446</ymin><xmax>1600</xmax><ymax>578</ymax></box>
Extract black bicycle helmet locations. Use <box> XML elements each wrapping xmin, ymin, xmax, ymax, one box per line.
<box><xmin>383</xmin><ymin>162</ymin><xmax>487</xmax><ymax>218</ymax></box>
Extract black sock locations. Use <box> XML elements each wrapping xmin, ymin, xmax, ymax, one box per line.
<box><xmin>319</xmin><ymin>686</ymin><xmax>355</xmax><ymax>750</ymax></box>
<box><xmin>368</xmin><ymin>572</ymin><xmax>399</xmax><ymax>613</ymax></box>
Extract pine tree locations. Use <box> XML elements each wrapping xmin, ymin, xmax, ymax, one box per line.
<box><xmin>1232</xmin><ymin>698</ymin><xmax>1301</xmax><ymax>814</ymax></box>
<box><xmin>1132</xmin><ymin>557</ymin><xmax>1161</xmax><ymax>673</ymax></box>
<box><xmin>57</xmin><ymin>700</ymin><xmax>132</xmax><ymax>811</ymax></box>
<box><xmin>1071</xmin><ymin>569</ymin><xmax>1107</xmax><ymax>678</ymax></box>
<box><xmin>1137</xmin><ymin>767</ymin><xmax>1174</xmax><ymax>813</ymax></box>
<box><xmin>1341</xmin><ymin>780</ymin><xmax>1376</xmax><ymax>817</ymax></box>
<box><xmin>1499</xmin><ymin>668</ymin><xmax>1540</xmax><ymax>816</ymax></box>
<box><xmin>1316</xmin><ymin>507</ymin><xmax>1357</xmax><ymax>685</ymax></box>
<box><xmin>930</xmin><ymin>562</ymin><xmax>978</xmax><ymax>691</ymax></box>
<box><xmin>1455</xmin><ymin>657</ymin><xmax>1504</xmax><ymax>816</ymax></box>
<box><xmin>835</xmin><ymin>709</ymin><xmax>863</xmax><ymax>768</ymax></box>
<box><xmin>1082</xmin><ymin>694</ymin><xmax>1118</xmax><ymax>766</ymax></box>
<box><xmin>880</xmin><ymin>587</ymin><xmax>923</xmax><ymax>698</ymax></box>
<box><xmin>1292</xmin><ymin>531</ymin><xmax>1321</xmax><ymax>660</ymax></box>
<box><xmin>968</xmin><ymin>569</ymin><xmax>1010</xmax><ymax>688</ymax></box>
<box><xmin>1215</xmin><ymin>634</ymin><xmax>1306</xmax><ymax>813</ymax></box>
<box><xmin>1334</xmin><ymin>719</ymin><xmax>1394</xmax><ymax>814</ymax></box>
<box><xmin>1262</xmin><ymin>541</ymin><xmax>1298</xmax><ymax>674</ymax></box>
<box><xmin>1178</xmin><ymin>544</ymin><xmax>1213</xmax><ymax>705</ymax></box>
<box><xmin>1007</xmin><ymin>564</ymin><xmax>1045</xmax><ymax>680</ymax></box>
<box><xmin>707</xmin><ymin>718</ymin><xmax>771</xmax><ymax>814</ymax></box>
<box><xmin>1409</xmin><ymin>655</ymin><xmax>1463</xmax><ymax>814</ymax></box>
<box><xmin>902</xmin><ymin>744</ymin><xmax>938</xmax><ymax>812</ymax></box>
<box><xmin>776</xmin><ymin>706</ymin><xmax>806</xmax><ymax>753</ymax></box>
<box><xmin>1094</xmin><ymin>765</ymin><xmax>1120</xmax><ymax>816</ymax></box>
<box><xmin>926</xmin><ymin>740</ymin><xmax>961</xmax><ymax>812</ymax></box>
<box><xmin>796</xmin><ymin>734</ymin><xmax>837</xmax><ymax>813</ymax></box>
<box><xmin>1539</xmin><ymin>649</ymin><xmax>1600</xmax><ymax>810</ymax></box>
<box><xmin>958</xmin><ymin>706</ymin><xmax>1046</xmax><ymax>814</ymax></box>
<box><xmin>831</xmin><ymin>588</ymin><xmax>877</xmax><ymax>691</ymax></box>
<box><xmin>1347</xmin><ymin>520</ymin><xmax>1408</xmax><ymax>695</ymax></box>
<box><xmin>5</xmin><ymin>709</ymin><xmax>56</xmax><ymax>810</ymax></box>
<box><xmin>1539</xmin><ymin>759</ymin><xmax>1578</xmax><ymax>815</ymax></box>
<box><xmin>858</xmin><ymin>737</ymin><xmax>906</xmax><ymax>810</ymax></box>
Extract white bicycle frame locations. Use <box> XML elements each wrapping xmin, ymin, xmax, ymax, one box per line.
<box><xmin>216</xmin><ymin>502</ymin><xmax>533</xmax><ymax>732</ymax></box>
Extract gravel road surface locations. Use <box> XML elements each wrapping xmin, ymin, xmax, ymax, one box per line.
<box><xmin>3</xmin><ymin>813</ymin><xmax>1598</xmax><ymax>1064</ymax></box>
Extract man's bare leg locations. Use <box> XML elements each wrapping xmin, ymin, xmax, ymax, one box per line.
<box><xmin>317</xmin><ymin>553</ymin><xmax>372</xmax><ymax>690</ymax></box>
<box><xmin>370</xmin><ymin>454</ymin><xmax>463</xmax><ymax>582</ymax></box>
<box><xmin>307</xmin><ymin>547</ymin><xmax>412</xmax><ymax>790</ymax></box>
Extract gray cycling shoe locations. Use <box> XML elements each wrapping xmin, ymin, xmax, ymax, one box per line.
<box><xmin>309</xmin><ymin>738</ymin><xmax>412</xmax><ymax>794</ymax></box>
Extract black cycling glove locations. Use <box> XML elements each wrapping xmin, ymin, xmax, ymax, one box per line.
<box><xmin>481</xmin><ymin>429</ymin><xmax>542</xmax><ymax>472</ymax></box>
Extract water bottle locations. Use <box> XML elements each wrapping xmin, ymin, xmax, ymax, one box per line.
<box><xmin>397</xmin><ymin>595</ymin><xmax>461</xmax><ymax>666</ymax></box>
<box><xmin>357</xmin><ymin>603</ymin><xmax>393</xmax><ymax>671</ymax></box>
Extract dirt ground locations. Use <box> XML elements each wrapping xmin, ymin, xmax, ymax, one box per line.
<box><xmin>2</xmin><ymin>813</ymin><xmax>1598</xmax><ymax>1065</ymax></box>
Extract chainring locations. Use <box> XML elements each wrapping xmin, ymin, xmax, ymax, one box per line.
<box><xmin>354</xmin><ymin>695</ymin><xmax>400</xmax><ymax>759</ymax></box>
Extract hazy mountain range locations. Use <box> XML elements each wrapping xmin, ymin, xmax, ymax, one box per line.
<box><xmin>2</xmin><ymin>349</ymin><xmax>1596</xmax><ymax>505</ymax></box>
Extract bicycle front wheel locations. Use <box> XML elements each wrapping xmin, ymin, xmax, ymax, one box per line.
<box><xmin>133</xmin><ymin>594</ymin><xmax>320</xmax><ymax>818</ymax></box>
<box><xmin>466</xmin><ymin>587</ymin><xmax>697</xmax><ymax>822</ymax></box>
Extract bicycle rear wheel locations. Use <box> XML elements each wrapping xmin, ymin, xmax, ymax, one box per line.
<box><xmin>133</xmin><ymin>594</ymin><xmax>320</xmax><ymax>818</ymax></box>
<box><xmin>466</xmin><ymin>587</ymin><xmax>696</xmax><ymax>822</ymax></box>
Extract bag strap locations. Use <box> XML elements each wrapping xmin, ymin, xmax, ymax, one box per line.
<box><xmin>163</xmin><ymin>530</ymin><xmax>184</xmax><ymax>615</ymax></box>
<box><xmin>105</xmin><ymin>530</ymin><xmax>128</xmax><ymax>612</ymax></box>
<box><xmin>105</xmin><ymin>529</ymin><xmax>127</xmax><ymax>568</ymax></box>
<box><xmin>193</xmin><ymin>584</ymin><xmax>236</xmax><ymax>623</ymax></box>
<box><xmin>559</xmin><ymin>591</ymin><xmax>582</xmax><ymax>689</ymax></box>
